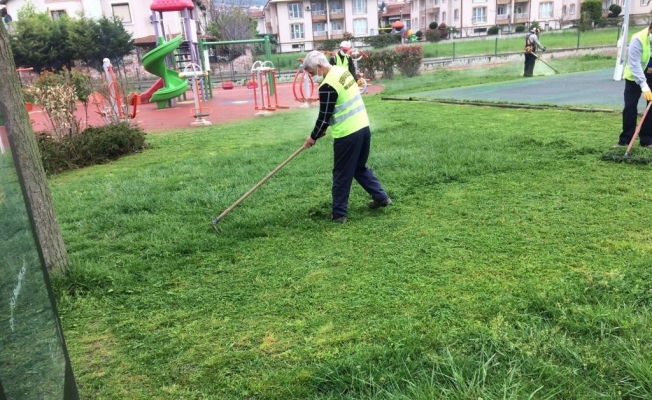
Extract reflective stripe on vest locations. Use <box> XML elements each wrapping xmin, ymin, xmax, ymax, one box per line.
<box><xmin>320</xmin><ymin>66</ymin><xmax>369</xmax><ymax>139</ymax></box>
<box><xmin>624</xmin><ymin>27</ymin><xmax>651</xmax><ymax>81</ymax></box>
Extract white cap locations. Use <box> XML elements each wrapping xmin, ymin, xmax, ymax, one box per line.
<box><xmin>340</xmin><ymin>40</ymin><xmax>351</xmax><ymax>49</ymax></box>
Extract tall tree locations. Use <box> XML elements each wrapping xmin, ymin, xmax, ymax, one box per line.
<box><xmin>0</xmin><ymin>22</ymin><xmax>69</xmax><ymax>274</ymax></box>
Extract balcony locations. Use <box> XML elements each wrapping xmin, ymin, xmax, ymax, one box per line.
<box><xmin>330</xmin><ymin>8</ymin><xmax>344</xmax><ymax>17</ymax></box>
<box><xmin>311</xmin><ymin>9</ymin><xmax>327</xmax><ymax>22</ymax></box>
<box><xmin>514</xmin><ymin>12</ymin><xmax>529</xmax><ymax>23</ymax></box>
<box><xmin>313</xmin><ymin>30</ymin><xmax>327</xmax><ymax>39</ymax></box>
<box><xmin>496</xmin><ymin>0</ymin><xmax>510</xmax><ymax>4</ymax></box>
<box><xmin>496</xmin><ymin>14</ymin><xmax>510</xmax><ymax>24</ymax></box>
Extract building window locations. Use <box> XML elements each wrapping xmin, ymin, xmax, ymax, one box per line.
<box><xmin>50</xmin><ymin>10</ymin><xmax>66</xmax><ymax>20</ymax></box>
<box><xmin>289</xmin><ymin>2</ymin><xmax>303</xmax><ymax>19</ymax></box>
<box><xmin>353</xmin><ymin>0</ymin><xmax>366</xmax><ymax>14</ymax></box>
<box><xmin>473</xmin><ymin>27</ymin><xmax>487</xmax><ymax>33</ymax></box>
<box><xmin>569</xmin><ymin>4</ymin><xmax>575</xmax><ymax>14</ymax></box>
<box><xmin>515</xmin><ymin>5</ymin><xmax>524</xmax><ymax>15</ymax></box>
<box><xmin>539</xmin><ymin>2</ymin><xmax>552</xmax><ymax>18</ymax></box>
<box><xmin>353</xmin><ymin>18</ymin><xmax>367</xmax><ymax>35</ymax></box>
<box><xmin>313</xmin><ymin>22</ymin><xmax>326</xmax><ymax>36</ymax></box>
<box><xmin>291</xmin><ymin>23</ymin><xmax>304</xmax><ymax>39</ymax></box>
<box><xmin>562</xmin><ymin>5</ymin><xmax>567</xmax><ymax>15</ymax></box>
<box><xmin>441</xmin><ymin>12</ymin><xmax>446</xmax><ymax>22</ymax></box>
<box><xmin>330</xmin><ymin>1</ymin><xmax>343</xmax><ymax>14</ymax></box>
<box><xmin>472</xmin><ymin>7</ymin><xmax>486</xmax><ymax>23</ymax></box>
<box><xmin>330</xmin><ymin>20</ymin><xmax>343</xmax><ymax>34</ymax></box>
<box><xmin>112</xmin><ymin>3</ymin><xmax>132</xmax><ymax>23</ymax></box>
<box><xmin>311</xmin><ymin>2</ymin><xmax>326</xmax><ymax>15</ymax></box>
<box><xmin>497</xmin><ymin>5</ymin><xmax>507</xmax><ymax>16</ymax></box>
<box><xmin>454</xmin><ymin>9</ymin><xmax>459</xmax><ymax>20</ymax></box>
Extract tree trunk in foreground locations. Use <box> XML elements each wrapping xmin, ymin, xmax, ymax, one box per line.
<box><xmin>0</xmin><ymin>24</ymin><xmax>69</xmax><ymax>275</ymax></box>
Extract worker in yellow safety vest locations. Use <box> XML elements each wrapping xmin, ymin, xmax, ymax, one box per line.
<box><xmin>612</xmin><ymin>23</ymin><xmax>652</xmax><ymax>149</ymax></box>
<box><xmin>302</xmin><ymin>50</ymin><xmax>392</xmax><ymax>224</ymax></box>
<box><xmin>329</xmin><ymin>40</ymin><xmax>357</xmax><ymax>79</ymax></box>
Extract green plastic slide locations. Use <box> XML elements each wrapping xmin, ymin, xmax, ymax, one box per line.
<box><xmin>142</xmin><ymin>35</ymin><xmax>189</xmax><ymax>109</ymax></box>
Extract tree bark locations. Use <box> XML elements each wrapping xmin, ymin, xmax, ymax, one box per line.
<box><xmin>0</xmin><ymin>24</ymin><xmax>69</xmax><ymax>275</ymax></box>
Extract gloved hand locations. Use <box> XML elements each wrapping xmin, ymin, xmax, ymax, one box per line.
<box><xmin>542</xmin><ymin>47</ymin><xmax>546</xmax><ymax>51</ymax></box>
<box><xmin>643</xmin><ymin>88</ymin><xmax>652</xmax><ymax>102</ymax></box>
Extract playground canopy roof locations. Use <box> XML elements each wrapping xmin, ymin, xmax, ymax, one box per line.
<box><xmin>150</xmin><ymin>0</ymin><xmax>195</xmax><ymax>12</ymax></box>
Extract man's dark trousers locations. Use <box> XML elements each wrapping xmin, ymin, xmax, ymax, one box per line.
<box><xmin>524</xmin><ymin>53</ymin><xmax>536</xmax><ymax>77</ymax></box>
<box><xmin>332</xmin><ymin>126</ymin><xmax>387</xmax><ymax>218</ymax></box>
<box><xmin>619</xmin><ymin>78</ymin><xmax>652</xmax><ymax>146</ymax></box>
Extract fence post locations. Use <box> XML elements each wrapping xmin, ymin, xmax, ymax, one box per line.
<box><xmin>495</xmin><ymin>37</ymin><xmax>498</xmax><ymax>55</ymax></box>
<box><xmin>453</xmin><ymin>42</ymin><xmax>456</xmax><ymax>60</ymax></box>
<box><xmin>576</xmin><ymin>28</ymin><xmax>580</xmax><ymax>49</ymax></box>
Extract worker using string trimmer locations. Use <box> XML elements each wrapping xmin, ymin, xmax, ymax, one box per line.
<box><xmin>523</xmin><ymin>27</ymin><xmax>546</xmax><ymax>77</ymax></box>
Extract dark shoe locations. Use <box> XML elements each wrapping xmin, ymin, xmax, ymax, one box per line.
<box><xmin>330</xmin><ymin>214</ymin><xmax>347</xmax><ymax>224</ymax></box>
<box><xmin>642</xmin><ymin>144</ymin><xmax>652</xmax><ymax>149</ymax></box>
<box><xmin>611</xmin><ymin>143</ymin><xmax>626</xmax><ymax>149</ymax></box>
<box><xmin>368</xmin><ymin>196</ymin><xmax>392</xmax><ymax>209</ymax></box>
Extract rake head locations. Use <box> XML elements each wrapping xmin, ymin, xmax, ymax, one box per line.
<box><xmin>211</xmin><ymin>216</ymin><xmax>222</xmax><ymax>233</ymax></box>
<box><xmin>601</xmin><ymin>153</ymin><xmax>652</xmax><ymax>164</ymax></box>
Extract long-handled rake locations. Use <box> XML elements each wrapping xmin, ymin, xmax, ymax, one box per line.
<box><xmin>211</xmin><ymin>145</ymin><xmax>305</xmax><ymax>232</ymax></box>
<box><xmin>602</xmin><ymin>101</ymin><xmax>652</xmax><ymax>164</ymax></box>
<box><xmin>533</xmin><ymin>52</ymin><xmax>559</xmax><ymax>74</ymax></box>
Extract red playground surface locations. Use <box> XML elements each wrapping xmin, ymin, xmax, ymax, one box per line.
<box><xmin>0</xmin><ymin>81</ymin><xmax>383</xmax><ymax>151</ymax></box>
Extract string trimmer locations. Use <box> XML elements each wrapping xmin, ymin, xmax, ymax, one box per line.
<box><xmin>211</xmin><ymin>145</ymin><xmax>305</xmax><ymax>232</ymax></box>
<box><xmin>602</xmin><ymin>101</ymin><xmax>652</xmax><ymax>164</ymax></box>
<box><xmin>533</xmin><ymin>52</ymin><xmax>559</xmax><ymax>74</ymax></box>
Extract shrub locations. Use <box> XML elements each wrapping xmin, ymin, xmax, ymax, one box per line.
<box><xmin>362</xmin><ymin>33</ymin><xmax>401</xmax><ymax>49</ymax></box>
<box><xmin>415</xmin><ymin>30</ymin><xmax>423</xmax><ymax>40</ymax></box>
<box><xmin>437</xmin><ymin>22</ymin><xmax>449</xmax><ymax>39</ymax></box>
<box><xmin>37</xmin><ymin>122</ymin><xmax>147</xmax><ymax>174</ymax></box>
<box><xmin>396</xmin><ymin>45</ymin><xmax>423</xmax><ymax>77</ymax></box>
<box><xmin>358</xmin><ymin>49</ymin><xmax>400</xmax><ymax>80</ymax></box>
<box><xmin>425</xmin><ymin>28</ymin><xmax>442</xmax><ymax>42</ymax></box>
<box><xmin>429</xmin><ymin>22</ymin><xmax>438</xmax><ymax>30</ymax></box>
<box><xmin>515</xmin><ymin>25</ymin><xmax>526</xmax><ymax>33</ymax></box>
<box><xmin>314</xmin><ymin>39</ymin><xmax>341</xmax><ymax>52</ymax></box>
<box><xmin>488</xmin><ymin>25</ymin><xmax>500</xmax><ymax>35</ymax></box>
<box><xmin>608</xmin><ymin>4</ymin><xmax>622</xmax><ymax>17</ymax></box>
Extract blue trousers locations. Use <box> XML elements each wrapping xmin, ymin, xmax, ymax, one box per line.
<box><xmin>332</xmin><ymin>126</ymin><xmax>388</xmax><ymax>218</ymax></box>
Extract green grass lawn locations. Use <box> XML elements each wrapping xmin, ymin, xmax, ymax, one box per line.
<box><xmin>48</xmin><ymin>55</ymin><xmax>652</xmax><ymax>399</ymax></box>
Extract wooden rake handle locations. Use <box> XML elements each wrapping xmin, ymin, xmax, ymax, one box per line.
<box><xmin>625</xmin><ymin>101</ymin><xmax>652</xmax><ymax>156</ymax></box>
<box><xmin>212</xmin><ymin>145</ymin><xmax>306</xmax><ymax>228</ymax></box>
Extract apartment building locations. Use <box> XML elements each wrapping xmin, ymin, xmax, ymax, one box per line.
<box><xmin>406</xmin><ymin>0</ymin><xmax>650</xmax><ymax>37</ymax></box>
<box><xmin>1</xmin><ymin>0</ymin><xmax>210</xmax><ymax>43</ymax></box>
<box><xmin>264</xmin><ymin>0</ymin><xmax>381</xmax><ymax>52</ymax></box>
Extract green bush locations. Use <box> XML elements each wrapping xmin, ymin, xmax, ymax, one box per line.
<box><xmin>37</xmin><ymin>122</ymin><xmax>147</xmax><ymax>174</ymax></box>
<box><xmin>581</xmin><ymin>0</ymin><xmax>602</xmax><ymax>26</ymax></box>
<box><xmin>314</xmin><ymin>39</ymin><xmax>341</xmax><ymax>52</ymax></box>
<box><xmin>362</xmin><ymin>34</ymin><xmax>401</xmax><ymax>49</ymax></box>
<box><xmin>488</xmin><ymin>25</ymin><xmax>500</xmax><ymax>35</ymax></box>
<box><xmin>425</xmin><ymin>28</ymin><xmax>442</xmax><ymax>42</ymax></box>
<box><xmin>429</xmin><ymin>22</ymin><xmax>438</xmax><ymax>30</ymax></box>
<box><xmin>358</xmin><ymin>49</ymin><xmax>400</xmax><ymax>80</ymax></box>
<box><xmin>608</xmin><ymin>4</ymin><xmax>622</xmax><ymax>17</ymax></box>
<box><xmin>515</xmin><ymin>25</ymin><xmax>526</xmax><ymax>33</ymax></box>
<box><xmin>396</xmin><ymin>45</ymin><xmax>423</xmax><ymax>77</ymax></box>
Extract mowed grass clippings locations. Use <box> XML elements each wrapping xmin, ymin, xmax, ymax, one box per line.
<box><xmin>49</xmin><ymin>58</ymin><xmax>652</xmax><ymax>399</ymax></box>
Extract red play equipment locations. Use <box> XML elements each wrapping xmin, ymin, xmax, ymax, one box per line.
<box><xmin>250</xmin><ymin>61</ymin><xmax>289</xmax><ymax>116</ymax></box>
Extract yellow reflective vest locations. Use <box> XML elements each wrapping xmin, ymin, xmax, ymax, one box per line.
<box><xmin>320</xmin><ymin>66</ymin><xmax>369</xmax><ymax>139</ymax></box>
<box><xmin>624</xmin><ymin>27</ymin><xmax>651</xmax><ymax>81</ymax></box>
<box><xmin>335</xmin><ymin>53</ymin><xmax>350</xmax><ymax>69</ymax></box>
